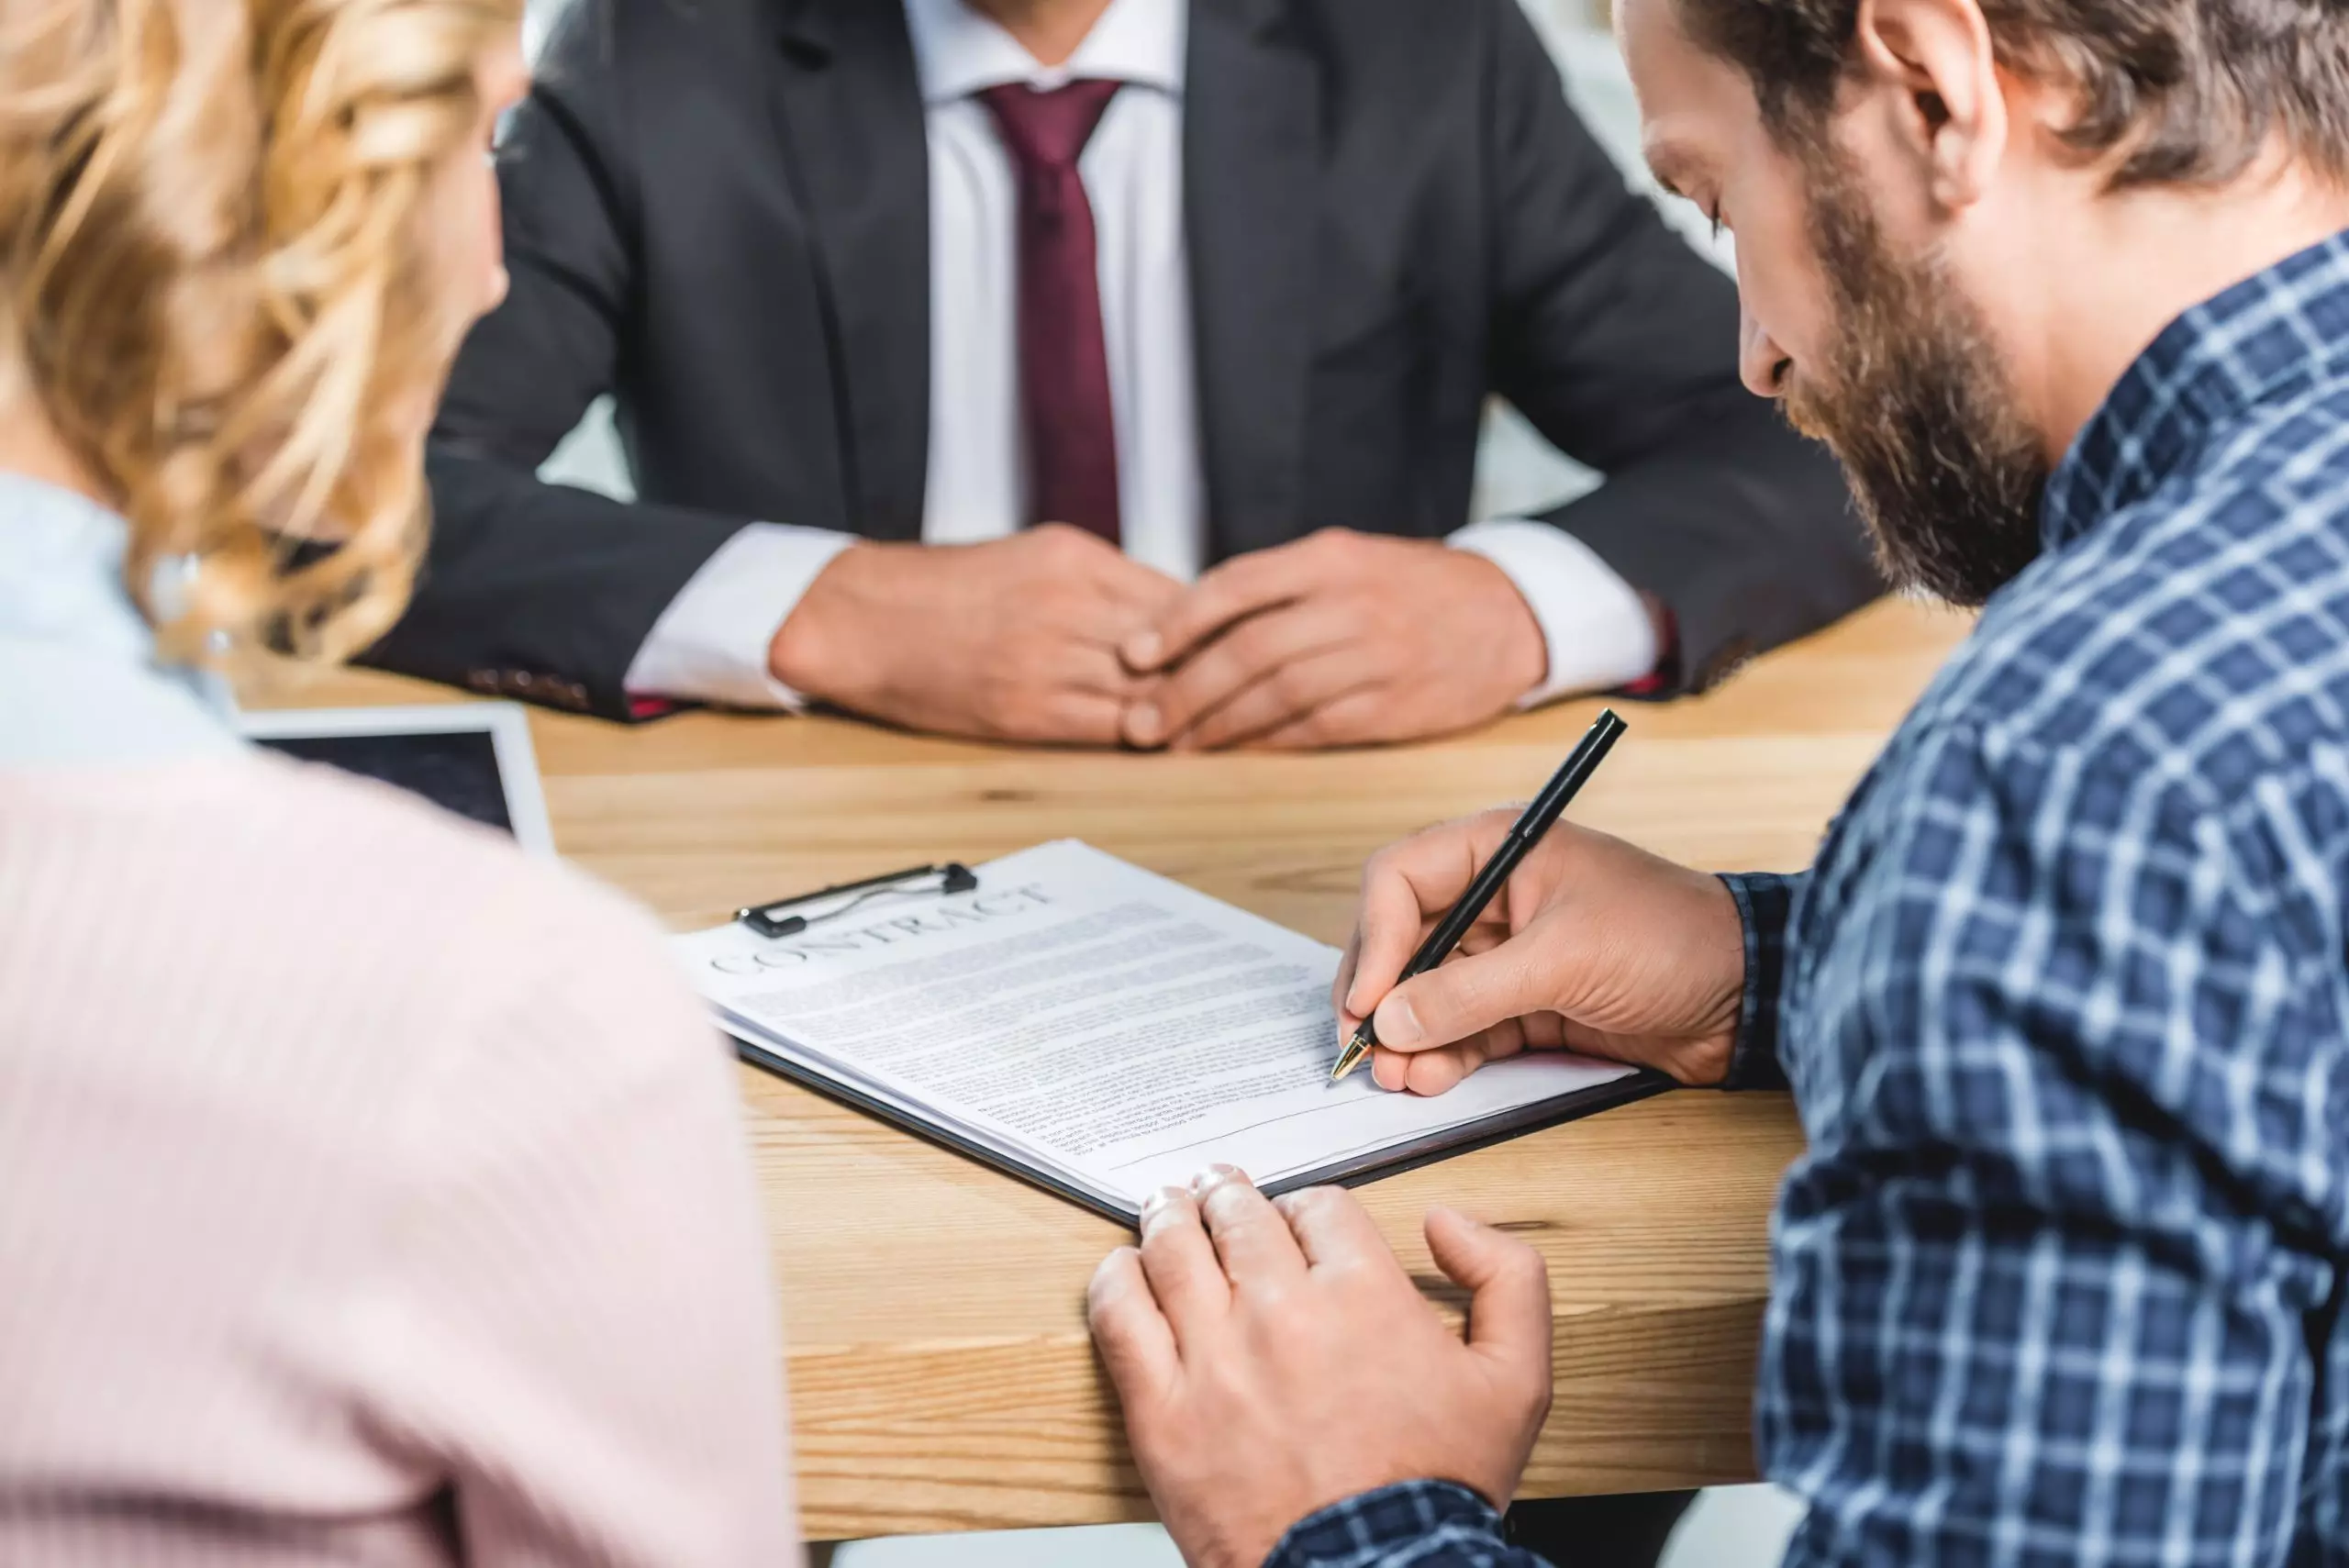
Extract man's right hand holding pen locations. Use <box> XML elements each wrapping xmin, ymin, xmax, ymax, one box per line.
<box><xmin>1332</xmin><ymin>814</ymin><xmax>1753</xmax><ymax>1095</ymax></box>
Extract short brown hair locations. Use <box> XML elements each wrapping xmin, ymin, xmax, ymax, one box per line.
<box><xmin>1675</xmin><ymin>0</ymin><xmax>2349</xmax><ymax>187</ymax></box>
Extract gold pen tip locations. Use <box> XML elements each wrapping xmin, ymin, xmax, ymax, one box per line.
<box><xmin>1330</xmin><ymin>1035</ymin><xmax>1370</xmax><ymax>1083</ymax></box>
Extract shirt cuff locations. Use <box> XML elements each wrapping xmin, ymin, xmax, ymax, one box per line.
<box><xmin>1449</xmin><ymin>519</ymin><xmax>1662</xmax><ymax>708</ymax></box>
<box><xmin>1718</xmin><ymin>872</ymin><xmax>1801</xmax><ymax>1090</ymax></box>
<box><xmin>1268</xmin><ymin>1481</ymin><xmax>1513</xmax><ymax>1567</ymax></box>
<box><xmin>620</xmin><ymin>523</ymin><xmax>857</xmax><ymax>710</ymax></box>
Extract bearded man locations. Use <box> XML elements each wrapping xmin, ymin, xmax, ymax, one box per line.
<box><xmin>1076</xmin><ymin>0</ymin><xmax>2349</xmax><ymax>1563</ymax></box>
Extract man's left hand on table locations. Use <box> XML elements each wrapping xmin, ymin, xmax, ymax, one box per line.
<box><xmin>1116</xmin><ymin>530</ymin><xmax>1552</xmax><ymax>751</ymax></box>
<box><xmin>1089</xmin><ymin>1165</ymin><xmax>1553</xmax><ymax>1568</ymax></box>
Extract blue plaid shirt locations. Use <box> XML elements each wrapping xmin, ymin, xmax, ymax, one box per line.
<box><xmin>1270</xmin><ymin>234</ymin><xmax>2349</xmax><ymax>1568</ymax></box>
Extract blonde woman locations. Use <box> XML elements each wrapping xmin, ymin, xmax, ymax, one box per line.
<box><xmin>0</xmin><ymin>3</ymin><xmax>797</xmax><ymax>1562</ymax></box>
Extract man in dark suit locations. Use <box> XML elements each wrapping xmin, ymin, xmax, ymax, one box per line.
<box><xmin>383</xmin><ymin>0</ymin><xmax>1876</xmax><ymax>745</ymax></box>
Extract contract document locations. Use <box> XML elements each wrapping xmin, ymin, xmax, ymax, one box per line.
<box><xmin>676</xmin><ymin>841</ymin><xmax>1657</xmax><ymax>1221</ymax></box>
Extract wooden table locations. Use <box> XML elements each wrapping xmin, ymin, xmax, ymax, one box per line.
<box><xmin>254</xmin><ymin>597</ymin><xmax>1970</xmax><ymax>1540</ymax></box>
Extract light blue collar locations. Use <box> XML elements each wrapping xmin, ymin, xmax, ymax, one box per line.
<box><xmin>0</xmin><ymin>472</ymin><xmax>242</xmax><ymax>768</ymax></box>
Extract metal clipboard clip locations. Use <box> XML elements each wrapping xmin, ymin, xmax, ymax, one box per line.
<box><xmin>735</xmin><ymin>862</ymin><xmax>981</xmax><ymax>939</ymax></box>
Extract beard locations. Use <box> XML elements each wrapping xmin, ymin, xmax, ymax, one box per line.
<box><xmin>1776</xmin><ymin>140</ymin><xmax>2048</xmax><ymax>607</ymax></box>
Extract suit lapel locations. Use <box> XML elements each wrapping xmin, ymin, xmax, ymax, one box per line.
<box><xmin>1185</xmin><ymin>0</ymin><xmax>1320</xmax><ymax>562</ymax></box>
<box><xmin>768</xmin><ymin>0</ymin><xmax>932</xmax><ymax>541</ymax></box>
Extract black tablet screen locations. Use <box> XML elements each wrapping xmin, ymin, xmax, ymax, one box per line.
<box><xmin>254</xmin><ymin>728</ymin><xmax>516</xmax><ymax>837</ymax></box>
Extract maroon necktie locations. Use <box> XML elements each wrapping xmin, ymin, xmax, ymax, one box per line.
<box><xmin>977</xmin><ymin>80</ymin><xmax>1124</xmax><ymax>545</ymax></box>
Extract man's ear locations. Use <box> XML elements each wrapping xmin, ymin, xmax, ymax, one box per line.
<box><xmin>1851</xmin><ymin>0</ymin><xmax>2007</xmax><ymax>216</ymax></box>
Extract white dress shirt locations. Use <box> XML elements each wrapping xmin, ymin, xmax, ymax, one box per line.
<box><xmin>622</xmin><ymin>0</ymin><xmax>1659</xmax><ymax>710</ymax></box>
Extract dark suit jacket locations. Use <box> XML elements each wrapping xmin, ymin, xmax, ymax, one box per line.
<box><xmin>382</xmin><ymin>0</ymin><xmax>1878</xmax><ymax>719</ymax></box>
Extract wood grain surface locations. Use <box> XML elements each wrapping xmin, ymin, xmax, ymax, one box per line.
<box><xmin>251</xmin><ymin>597</ymin><xmax>1972</xmax><ymax>1539</ymax></box>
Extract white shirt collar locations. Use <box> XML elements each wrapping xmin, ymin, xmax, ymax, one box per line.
<box><xmin>901</xmin><ymin>0</ymin><xmax>1186</xmax><ymax>106</ymax></box>
<box><xmin>0</xmin><ymin>471</ymin><xmax>241</xmax><ymax>768</ymax></box>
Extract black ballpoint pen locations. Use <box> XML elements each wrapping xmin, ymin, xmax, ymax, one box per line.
<box><xmin>1330</xmin><ymin>708</ymin><xmax>1628</xmax><ymax>1083</ymax></box>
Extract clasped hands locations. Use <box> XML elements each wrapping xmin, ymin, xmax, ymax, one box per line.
<box><xmin>1089</xmin><ymin>818</ymin><xmax>1755</xmax><ymax>1567</ymax></box>
<box><xmin>768</xmin><ymin>524</ymin><xmax>1548</xmax><ymax>748</ymax></box>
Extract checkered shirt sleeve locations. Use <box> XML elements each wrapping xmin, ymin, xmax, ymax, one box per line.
<box><xmin>1264</xmin><ymin>1481</ymin><xmax>1549</xmax><ymax>1568</ymax></box>
<box><xmin>1720</xmin><ymin>872</ymin><xmax>1800</xmax><ymax>1090</ymax></box>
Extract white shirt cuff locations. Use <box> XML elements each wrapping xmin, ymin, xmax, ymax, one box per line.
<box><xmin>621</xmin><ymin>523</ymin><xmax>858</xmax><ymax>710</ymax></box>
<box><xmin>1448</xmin><ymin>518</ymin><xmax>1660</xmax><ymax>708</ymax></box>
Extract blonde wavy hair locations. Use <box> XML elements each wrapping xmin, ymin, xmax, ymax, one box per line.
<box><xmin>0</xmin><ymin>0</ymin><xmax>518</xmax><ymax>664</ymax></box>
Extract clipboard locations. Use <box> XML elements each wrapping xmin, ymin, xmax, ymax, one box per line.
<box><xmin>729</xmin><ymin>1023</ymin><xmax>1670</xmax><ymax>1225</ymax></box>
<box><xmin>689</xmin><ymin>840</ymin><xmax>1674</xmax><ymax>1227</ymax></box>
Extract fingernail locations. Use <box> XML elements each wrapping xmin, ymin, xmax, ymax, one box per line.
<box><xmin>1140</xmin><ymin>1186</ymin><xmax>1184</xmax><ymax>1232</ymax></box>
<box><xmin>1190</xmin><ymin>1163</ymin><xmax>1243</xmax><ymax>1198</ymax></box>
<box><xmin>1377</xmin><ymin>996</ymin><xmax>1423</xmax><ymax>1048</ymax></box>
<box><xmin>1128</xmin><ymin>704</ymin><xmax>1161</xmax><ymax>743</ymax></box>
<box><xmin>1124</xmin><ymin>631</ymin><xmax>1162</xmax><ymax>668</ymax></box>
